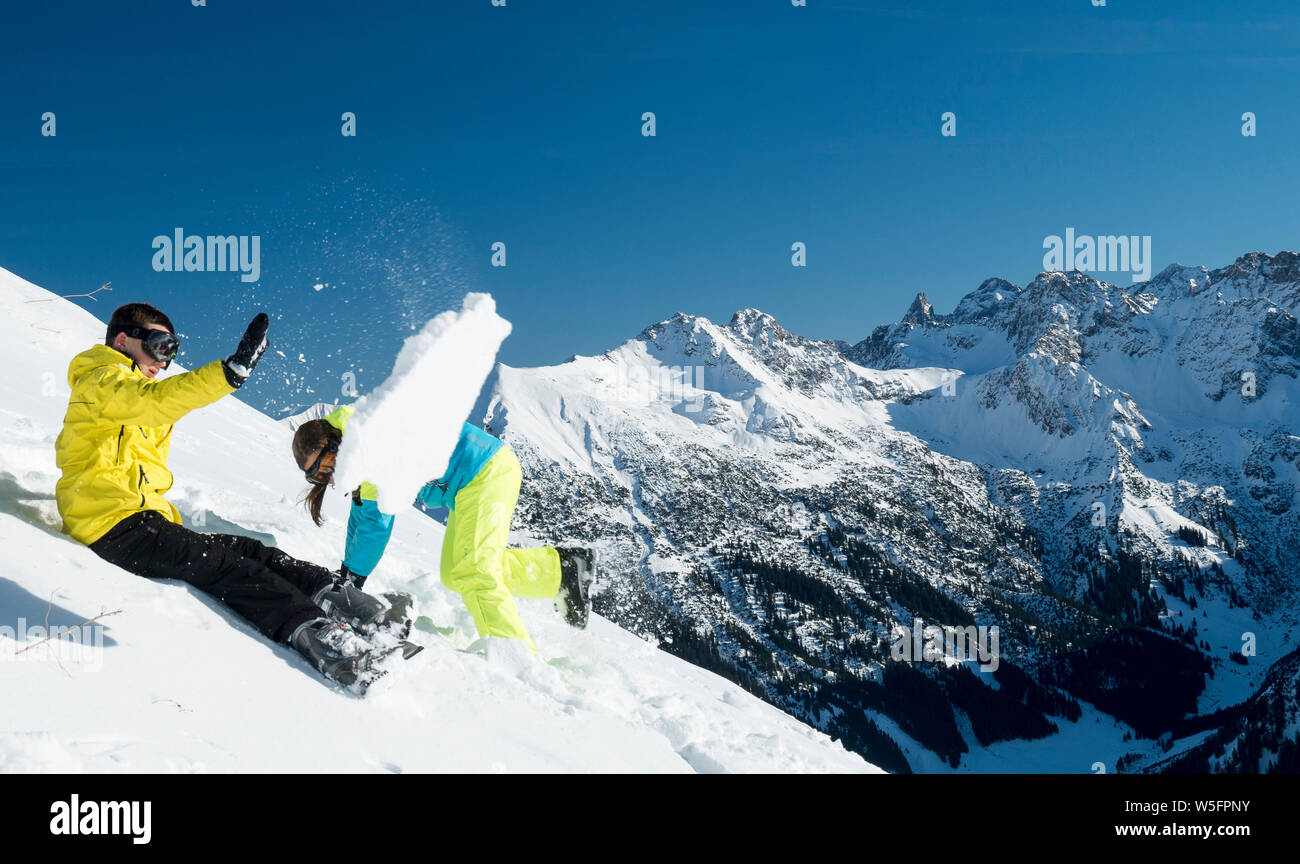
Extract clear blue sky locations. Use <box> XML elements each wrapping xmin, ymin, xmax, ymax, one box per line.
<box><xmin>2</xmin><ymin>0</ymin><xmax>1297</xmax><ymax>415</ymax></box>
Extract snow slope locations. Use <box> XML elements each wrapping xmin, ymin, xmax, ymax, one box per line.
<box><xmin>0</xmin><ymin>266</ymin><xmax>876</xmax><ymax>774</ymax></box>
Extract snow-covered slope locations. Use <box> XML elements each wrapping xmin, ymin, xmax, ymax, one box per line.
<box><xmin>0</xmin><ymin>266</ymin><xmax>877</xmax><ymax>774</ymax></box>
<box><xmin>470</xmin><ymin>253</ymin><xmax>1300</xmax><ymax>773</ymax></box>
<box><xmin>1145</xmin><ymin>644</ymin><xmax>1300</xmax><ymax>774</ymax></box>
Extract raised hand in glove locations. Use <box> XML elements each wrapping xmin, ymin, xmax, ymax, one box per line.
<box><xmin>223</xmin><ymin>313</ymin><xmax>270</xmax><ymax>388</ymax></box>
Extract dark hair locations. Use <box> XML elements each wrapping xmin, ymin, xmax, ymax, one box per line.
<box><xmin>293</xmin><ymin>419</ymin><xmax>342</xmax><ymax>527</ymax></box>
<box><xmin>106</xmin><ymin>303</ymin><xmax>175</xmax><ymax>346</ymax></box>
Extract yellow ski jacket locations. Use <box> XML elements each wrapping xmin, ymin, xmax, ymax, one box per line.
<box><xmin>55</xmin><ymin>344</ymin><xmax>236</xmax><ymax>545</ymax></box>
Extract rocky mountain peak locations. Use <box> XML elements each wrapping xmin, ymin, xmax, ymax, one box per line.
<box><xmin>902</xmin><ymin>292</ymin><xmax>934</xmax><ymax>325</ymax></box>
<box><xmin>1144</xmin><ymin>251</ymin><xmax>1300</xmax><ymax>307</ymax></box>
<box><xmin>727</xmin><ymin>307</ymin><xmax>786</xmax><ymax>340</ymax></box>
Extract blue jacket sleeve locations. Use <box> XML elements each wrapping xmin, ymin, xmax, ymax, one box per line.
<box><xmin>343</xmin><ymin>496</ymin><xmax>395</xmax><ymax>580</ymax></box>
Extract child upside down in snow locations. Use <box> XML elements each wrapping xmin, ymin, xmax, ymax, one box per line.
<box><xmin>290</xmin><ymin>403</ymin><xmax>596</xmax><ymax>659</ymax></box>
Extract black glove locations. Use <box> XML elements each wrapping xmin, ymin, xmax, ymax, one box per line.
<box><xmin>337</xmin><ymin>563</ymin><xmax>365</xmax><ymax>590</ymax></box>
<box><xmin>223</xmin><ymin>313</ymin><xmax>270</xmax><ymax>388</ymax></box>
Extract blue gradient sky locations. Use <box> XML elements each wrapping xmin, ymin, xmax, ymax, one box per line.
<box><xmin>2</xmin><ymin>0</ymin><xmax>1297</xmax><ymax>415</ymax></box>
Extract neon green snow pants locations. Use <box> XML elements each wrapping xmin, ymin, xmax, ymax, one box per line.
<box><xmin>440</xmin><ymin>445</ymin><xmax>561</xmax><ymax>652</ymax></box>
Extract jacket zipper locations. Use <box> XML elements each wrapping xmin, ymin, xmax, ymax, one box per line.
<box><xmin>120</xmin><ymin>361</ymin><xmax>152</xmax><ymax>505</ymax></box>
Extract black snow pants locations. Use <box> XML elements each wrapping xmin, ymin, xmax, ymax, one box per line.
<box><xmin>89</xmin><ymin>510</ymin><xmax>332</xmax><ymax>643</ymax></box>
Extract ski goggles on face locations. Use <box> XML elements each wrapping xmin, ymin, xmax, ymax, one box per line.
<box><xmin>304</xmin><ymin>442</ymin><xmax>339</xmax><ymax>485</ymax></box>
<box><xmin>121</xmin><ymin>325</ymin><xmax>180</xmax><ymax>364</ymax></box>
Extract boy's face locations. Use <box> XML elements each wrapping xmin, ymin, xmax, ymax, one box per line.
<box><xmin>113</xmin><ymin>323</ymin><xmax>172</xmax><ymax>379</ymax></box>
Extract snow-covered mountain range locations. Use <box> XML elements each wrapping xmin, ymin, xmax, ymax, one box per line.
<box><xmin>472</xmin><ymin>251</ymin><xmax>1300</xmax><ymax>773</ymax></box>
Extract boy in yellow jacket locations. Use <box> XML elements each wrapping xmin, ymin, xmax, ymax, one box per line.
<box><xmin>56</xmin><ymin>302</ymin><xmax>397</xmax><ymax>692</ymax></box>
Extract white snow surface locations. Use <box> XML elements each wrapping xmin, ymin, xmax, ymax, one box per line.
<box><xmin>0</xmin><ymin>266</ymin><xmax>876</xmax><ymax>774</ymax></box>
<box><xmin>331</xmin><ymin>292</ymin><xmax>510</xmax><ymax>515</ymax></box>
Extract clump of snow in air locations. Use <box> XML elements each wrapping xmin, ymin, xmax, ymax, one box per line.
<box><xmin>331</xmin><ymin>293</ymin><xmax>511</xmax><ymax>515</ymax></box>
<box><xmin>0</xmin><ymin>265</ymin><xmax>873</xmax><ymax>773</ymax></box>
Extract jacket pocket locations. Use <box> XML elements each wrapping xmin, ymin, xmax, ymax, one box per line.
<box><xmin>137</xmin><ymin>465</ymin><xmax>148</xmax><ymax>508</ymax></box>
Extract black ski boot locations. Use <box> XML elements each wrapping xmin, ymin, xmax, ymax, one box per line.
<box><xmin>381</xmin><ymin>591</ymin><xmax>416</xmax><ymax>623</ymax></box>
<box><xmin>554</xmin><ymin>545</ymin><xmax>596</xmax><ymax>629</ymax></box>
<box><xmin>289</xmin><ymin>617</ymin><xmax>386</xmax><ymax>694</ymax></box>
<box><xmin>312</xmin><ymin>578</ymin><xmax>411</xmax><ymax>639</ymax></box>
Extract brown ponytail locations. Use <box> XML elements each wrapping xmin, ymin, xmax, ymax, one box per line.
<box><xmin>292</xmin><ymin>419</ymin><xmax>342</xmax><ymax>527</ymax></box>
